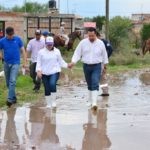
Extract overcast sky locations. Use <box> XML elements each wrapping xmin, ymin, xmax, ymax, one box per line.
<box><xmin>0</xmin><ymin>0</ymin><xmax>150</xmax><ymax>17</ymax></box>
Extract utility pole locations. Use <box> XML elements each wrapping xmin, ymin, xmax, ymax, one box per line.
<box><xmin>105</xmin><ymin>0</ymin><xmax>109</xmax><ymax>40</ymax></box>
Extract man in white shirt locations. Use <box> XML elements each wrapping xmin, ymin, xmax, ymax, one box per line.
<box><xmin>70</xmin><ymin>27</ymin><xmax>109</xmax><ymax>110</ymax></box>
<box><xmin>26</xmin><ymin>29</ymin><xmax>45</xmax><ymax>92</ymax></box>
<box><xmin>60</xmin><ymin>22</ymin><xmax>69</xmax><ymax>46</ymax></box>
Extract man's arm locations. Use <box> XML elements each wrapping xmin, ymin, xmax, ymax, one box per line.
<box><xmin>0</xmin><ymin>51</ymin><xmax>2</xmax><ymax>60</ymax></box>
<box><xmin>26</xmin><ymin>41</ymin><xmax>32</xmax><ymax>65</ymax></box>
<box><xmin>102</xmin><ymin>41</ymin><xmax>109</xmax><ymax>63</ymax></box>
<box><xmin>36</xmin><ymin>51</ymin><xmax>42</xmax><ymax>79</ymax></box>
<box><xmin>70</xmin><ymin>41</ymin><xmax>82</xmax><ymax>67</ymax></box>
<box><xmin>21</xmin><ymin>47</ymin><xmax>27</xmax><ymax>67</ymax></box>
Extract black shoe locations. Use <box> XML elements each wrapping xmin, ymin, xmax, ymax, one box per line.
<box><xmin>13</xmin><ymin>100</ymin><xmax>17</xmax><ymax>104</ymax></box>
<box><xmin>100</xmin><ymin>93</ymin><xmax>110</xmax><ymax>97</ymax></box>
<box><xmin>33</xmin><ymin>87</ymin><xmax>37</xmax><ymax>91</ymax></box>
<box><xmin>33</xmin><ymin>86</ymin><xmax>40</xmax><ymax>91</ymax></box>
<box><xmin>34</xmin><ymin>89</ymin><xmax>40</xmax><ymax>93</ymax></box>
<box><xmin>6</xmin><ymin>101</ymin><xmax>13</xmax><ymax>108</ymax></box>
<box><xmin>13</xmin><ymin>97</ymin><xmax>17</xmax><ymax>103</ymax></box>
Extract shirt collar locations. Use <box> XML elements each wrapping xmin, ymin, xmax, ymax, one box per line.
<box><xmin>6</xmin><ymin>36</ymin><xmax>15</xmax><ymax>40</ymax></box>
<box><xmin>88</xmin><ymin>38</ymin><xmax>98</xmax><ymax>44</ymax></box>
<box><xmin>35</xmin><ymin>38</ymin><xmax>43</xmax><ymax>42</ymax></box>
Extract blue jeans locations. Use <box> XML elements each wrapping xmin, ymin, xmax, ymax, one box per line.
<box><xmin>42</xmin><ymin>73</ymin><xmax>60</xmax><ymax>96</ymax></box>
<box><xmin>83</xmin><ymin>63</ymin><xmax>101</xmax><ymax>91</ymax></box>
<box><xmin>4</xmin><ymin>63</ymin><xmax>20</xmax><ymax>103</ymax></box>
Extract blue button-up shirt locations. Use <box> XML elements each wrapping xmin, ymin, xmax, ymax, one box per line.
<box><xmin>0</xmin><ymin>36</ymin><xmax>23</xmax><ymax>64</ymax></box>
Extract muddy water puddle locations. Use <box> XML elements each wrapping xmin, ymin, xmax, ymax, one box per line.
<box><xmin>0</xmin><ymin>70</ymin><xmax>150</xmax><ymax>150</ymax></box>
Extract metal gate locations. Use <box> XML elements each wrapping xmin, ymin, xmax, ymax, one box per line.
<box><xmin>0</xmin><ymin>21</ymin><xmax>5</xmax><ymax>39</ymax></box>
<box><xmin>27</xmin><ymin>16</ymin><xmax>73</xmax><ymax>40</ymax></box>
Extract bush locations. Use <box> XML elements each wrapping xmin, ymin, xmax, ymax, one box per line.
<box><xmin>109</xmin><ymin>16</ymin><xmax>132</xmax><ymax>50</ymax></box>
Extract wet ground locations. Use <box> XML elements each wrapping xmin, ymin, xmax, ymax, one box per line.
<box><xmin>0</xmin><ymin>69</ymin><xmax>150</xmax><ymax>150</ymax></box>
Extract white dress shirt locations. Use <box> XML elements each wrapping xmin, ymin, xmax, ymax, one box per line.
<box><xmin>72</xmin><ymin>38</ymin><xmax>109</xmax><ymax>65</ymax></box>
<box><xmin>36</xmin><ymin>47</ymin><xmax>68</xmax><ymax>75</ymax></box>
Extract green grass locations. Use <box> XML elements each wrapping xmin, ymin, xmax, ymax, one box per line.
<box><xmin>0</xmin><ymin>75</ymin><xmax>44</xmax><ymax>108</ymax></box>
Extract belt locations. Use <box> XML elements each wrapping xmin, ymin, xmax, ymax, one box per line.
<box><xmin>84</xmin><ymin>63</ymin><xmax>101</xmax><ymax>66</ymax></box>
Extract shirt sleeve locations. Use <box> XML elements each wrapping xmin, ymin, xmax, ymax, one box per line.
<box><xmin>36</xmin><ymin>51</ymin><xmax>42</xmax><ymax>72</ymax></box>
<box><xmin>17</xmin><ymin>37</ymin><xmax>24</xmax><ymax>49</ymax></box>
<box><xmin>26</xmin><ymin>41</ymin><xmax>32</xmax><ymax>52</ymax></box>
<box><xmin>101</xmin><ymin>43</ymin><xmax>109</xmax><ymax>64</ymax></box>
<box><xmin>57</xmin><ymin>50</ymin><xmax>68</xmax><ymax>68</ymax></box>
<box><xmin>71</xmin><ymin>41</ymin><xmax>82</xmax><ymax>64</ymax></box>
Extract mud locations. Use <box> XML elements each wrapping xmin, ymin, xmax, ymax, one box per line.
<box><xmin>0</xmin><ymin>70</ymin><xmax>150</xmax><ymax>150</ymax></box>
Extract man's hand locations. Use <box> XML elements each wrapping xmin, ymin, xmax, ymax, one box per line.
<box><xmin>37</xmin><ymin>71</ymin><xmax>42</xmax><ymax>79</ymax></box>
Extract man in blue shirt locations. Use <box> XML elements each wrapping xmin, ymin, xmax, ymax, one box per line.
<box><xmin>0</xmin><ymin>27</ymin><xmax>27</xmax><ymax>107</ymax></box>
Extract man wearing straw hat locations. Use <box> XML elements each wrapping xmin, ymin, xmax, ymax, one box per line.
<box><xmin>60</xmin><ymin>22</ymin><xmax>69</xmax><ymax>46</ymax></box>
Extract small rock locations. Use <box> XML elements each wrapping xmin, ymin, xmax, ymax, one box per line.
<box><xmin>31</xmin><ymin>146</ymin><xmax>36</xmax><ymax>149</ymax></box>
<box><xmin>134</xmin><ymin>93</ymin><xmax>139</xmax><ymax>95</ymax></box>
<box><xmin>123</xmin><ymin>113</ymin><xmax>126</xmax><ymax>116</ymax></box>
<box><xmin>105</xmin><ymin>104</ymin><xmax>109</xmax><ymax>107</ymax></box>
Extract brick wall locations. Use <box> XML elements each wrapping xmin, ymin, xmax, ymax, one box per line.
<box><xmin>0</xmin><ymin>12</ymin><xmax>26</xmax><ymax>41</ymax></box>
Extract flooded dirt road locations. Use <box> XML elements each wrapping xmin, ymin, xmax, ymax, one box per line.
<box><xmin>0</xmin><ymin>70</ymin><xmax>150</xmax><ymax>150</ymax></box>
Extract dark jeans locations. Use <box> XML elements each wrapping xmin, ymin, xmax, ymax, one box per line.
<box><xmin>42</xmin><ymin>73</ymin><xmax>60</xmax><ymax>96</ymax></box>
<box><xmin>4</xmin><ymin>63</ymin><xmax>20</xmax><ymax>102</ymax></box>
<box><xmin>83</xmin><ymin>63</ymin><xmax>101</xmax><ymax>91</ymax></box>
<box><xmin>30</xmin><ymin>62</ymin><xmax>41</xmax><ymax>90</ymax></box>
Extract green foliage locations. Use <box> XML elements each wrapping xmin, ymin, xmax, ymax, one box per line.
<box><xmin>92</xmin><ymin>16</ymin><xmax>106</xmax><ymax>31</ymax></box>
<box><xmin>0</xmin><ymin>75</ymin><xmax>44</xmax><ymax>107</ymax></box>
<box><xmin>16</xmin><ymin>75</ymin><xmax>32</xmax><ymax>87</ymax></box>
<box><xmin>12</xmin><ymin>2</ymin><xmax>48</xmax><ymax>13</ymax></box>
<box><xmin>141</xmin><ymin>24</ymin><xmax>150</xmax><ymax>41</ymax></box>
<box><xmin>0</xmin><ymin>5</ymin><xmax>4</xmax><ymax>10</ymax></box>
<box><xmin>109</xmin><ymin>16</ymin><xmax>132</xmax><ymax>50</ymax></box>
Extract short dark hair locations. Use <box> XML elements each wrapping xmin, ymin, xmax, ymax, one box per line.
<box><xmin>6</xmin><ymin>27</ymin><xmax>14</xmax><ymax>35</ymax></box>
<box><xmin>87</xmin><ymin>27</ymin><xmax>97</xmax><ymax>33</ymax></box>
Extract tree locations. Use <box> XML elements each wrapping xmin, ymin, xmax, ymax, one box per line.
<box><xmin>109</xmin><ymin>16</ymin><xmax>132</xmax><ymax>50</ymax></box>
<box><xmin>141</xmin><ymin>24</ymin><xmax>150</xmax><ymax>42</ymax></box>
<box><xmin>0</xmin><ymin>5</ymin><xmax>5</xmax><ymax>11</ymax></box>
<box><xmin>12</xmin><ymin>2</ymin><xmax>48</xmax><ymax>13</ymax></box>
<box><xmin>92</xmin><ymin>16</ymin><xmax>106</xmax><ymax>31</ymax></box>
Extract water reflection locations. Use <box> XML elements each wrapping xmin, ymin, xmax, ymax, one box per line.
<box><xmin>82</xmin><ymin>98</ymin><xmax>111</xmax><ymax>150</ymax></box>
<box><xmin>0</xmin><ymin>70</ymin><xmax>150</xmax><ymax>149</ymax></box>
<box><xmin>3</xmin><ymin>108</ymin><xmax>19</xmax><ymax>149</ymax></box>
<box><xmin>26</xmin><ymin>108</ymin><xmax>62</xmax><ymax>149</ymax></box>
